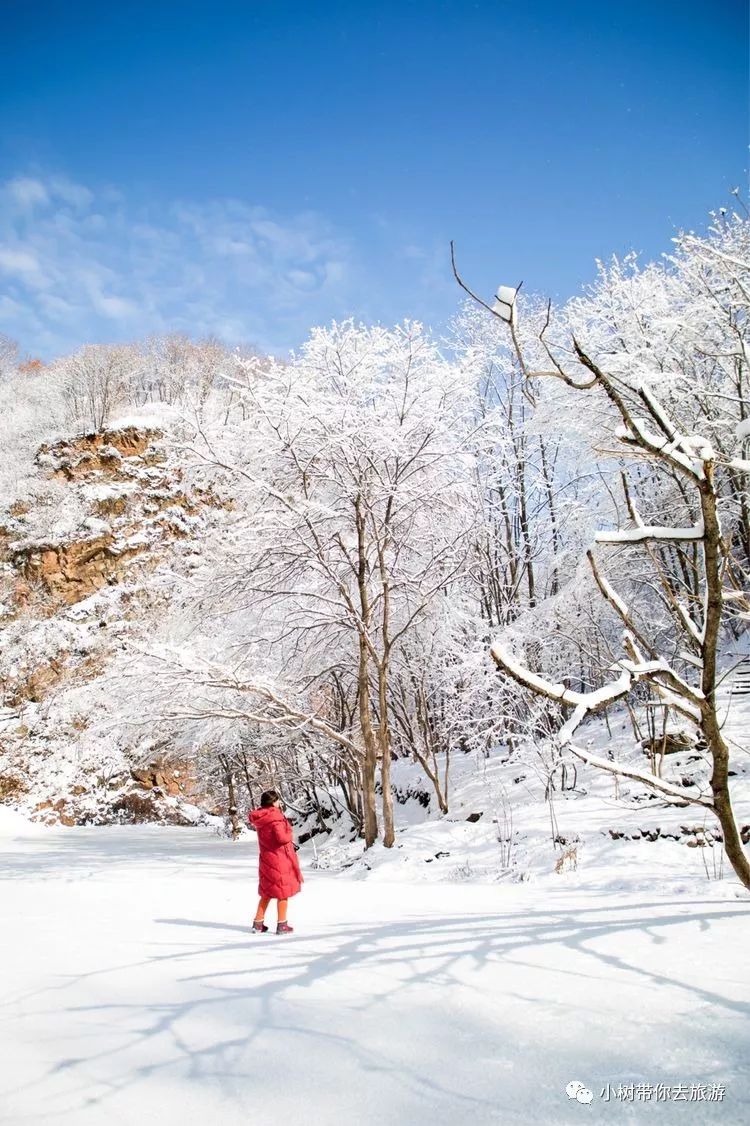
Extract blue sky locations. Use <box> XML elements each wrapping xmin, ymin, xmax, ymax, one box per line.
<box><xmin>0</xmin><ymin>0</ymin><xmax>747</xmax><ymax>358</ymax></box>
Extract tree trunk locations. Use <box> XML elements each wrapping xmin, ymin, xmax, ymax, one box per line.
<box><xmin>704</xmin><ymin>711</ymin><xmax>750</xmax><ymax>889</ymax></box>
<box><xmin>355</xmin><ymin>495</ymin><xmax>380</xmax><ymax>847</ymax></box>
<box><xmin>380</xmin><ymin>738</ymin><xmax>395</xmax><ymax>847</ymax></box>
<box><xmin>358</xmin><ymin>629</ymin><xmax>379</xmax><ymax>846</ymax></box>
<box><xmin>219</xmin><ymin>755</ymin><xmax>241</xmax><ymax>840</ymax></box>
<box><xmin>700</xmin><ymin>476</ymin><xmax>750</xmax><ymax>889</ymax></box>
<box><xmin>378</xmin><ymin>667</ymin><xmax>395</xmax><ymax>847</ymax></box>
<box><xmin>539</xmin><ymin>437</ymin><xmax>560</xmax><ymax>596</ymax></box>
<box><xmin>361</xmin><ymin>741</ymin><xmax>378</xmax><ymax>848</ymax></box>
<box><xmin>412</xmin><ymin>745</ymin><xmax>449</xmax><ymax>814</ymax></box>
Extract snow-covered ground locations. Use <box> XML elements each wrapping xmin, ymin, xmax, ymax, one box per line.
<box><xmin>1</xmin><ymin>815</ymin><xmax>748</xmax><ymax>1125</ymax></box>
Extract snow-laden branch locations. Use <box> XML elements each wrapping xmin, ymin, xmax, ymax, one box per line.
<box><xmin>585</xmin><ymin>551</ymin><xmax>695</xmax><ymax>697</ymax></box>
<box><xmin>566</xmin><ymin>744</ymin><xmax>712</xmax><ymax>809</ymax></box>
<box><xmin>491</xmin><ymin>640</ymin><xmax>661</xmax><ymax>716</ymax></box>
<box><xmin>679</xmin><ymin>235</ymin><xmax>750</xmax><ymax>273</ymax></box>
<box><xmin>650</xmin><ymin>684</ymin><xmax>702</xmax><ymax>723</ymax></box>
<box><xmin>492</xmin><ymin>641</ymin><xmax>712</xmax><ymax>807</ymax></box>
<box><xmin>140</xmin><ymin>645</ymin><xmax>364</xmax><ymax>760</ymax></box>
<box><xmin>591</xmin><ymin>565</ymin><xmax>629</xmax><ymax>617</ymax></box>
<box><xmin>595</xmin><ymin>519</ymin><xmax>704</xmax><ymax>545</ymax></box>
<box><xmin>615</xmin><ymin>417</ymin><xmax>703</xmax><ymax>479</ymax></box>
<box><xmin>675</xmin><ymin>598</ymin><xmax>705</xmax><ymax>648</ymax></box>
<box><xmin>636</xmin><ymin>381</ymin><xmax>680</xmax><ymax>442</ymax></box>
<box><xmin>222</xmin><ymin>677</ymin><xmax>364</xmax><ymax>759</ymax></box>
<box><xmin>620</xmin><ymin>632</ymin><xmax>703</xmax><ymax>718</ymax></box>
<box><xmin>493</xmin><ymin>633</ymin><xmax>702</xmax><ymax>731</ymax></box>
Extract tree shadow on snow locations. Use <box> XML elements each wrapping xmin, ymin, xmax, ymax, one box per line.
<box><xmin>7</xmin><ymin>898</ymin><xmax>750</xmax><ymax>1121</ymax></box>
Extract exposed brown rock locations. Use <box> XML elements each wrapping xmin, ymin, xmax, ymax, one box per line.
<box><xmin>11</xmin><ymin>532</ymin><xmax>147</xmax><ymax>605</ymax></box>
<box><xmin>4</xmin><ymin>657</ymin><xmax>67</xmax><ymax>706</ymax></box>
<box><xmin>30</xmin><ymin>798</ymin><xmax>78</xmax><ymax>827</ymax></box>
<box><xmin>92</xmin><ymin>495</ymin><xmax>130</xmax><ymax>517</ymax></box>
<box><xmin>37</xmin><ymin>427</ymin><xmax>162</xmax><ymax>480</ymax></box>
<box><xmin>5</xmin><ymin>648</ymin><xmax>111</xmax><ymax>706</ymax></box>
<box><xmin>0</xmin><ymin>774</ymin><xmax>28</xmax><ymax>800</ymax></box>
<box><xmin>641</xmin><ymin>731</ymin><xmax>699</xmax><ymax>756</ymax></box>
<box><xmin>130</xmin><ymin>755</ymin><xmax>204</xmax><ymax>801</ymax></box>
<box><xmin>109</xmin><ymin>788</ymin><xmax>197</xmax><ymax>825</ymax></box>
<box><xmin>0</xmin><ymin>423</ymin><xmax>231</xmax><ymax>823</ymax></box>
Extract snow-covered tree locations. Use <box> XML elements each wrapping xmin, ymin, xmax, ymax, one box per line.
<box><xmin>455</xmin><ymin>214</ymin><xmax>750</xmax><ymax>888</ymax></box>
<box><xmin>56</xmin><ymin>343</ymin><xmax>140</xmax><ymax>433</ymax></box>
<box><xmin>146</xmin><ymin>321</ymin><xmax>482</xmax><ymax>846</ymax></box>
<box><xmin>0</xmin><ymin>333</ymin><xmax>19</xmax><ymax>378</ymax></box>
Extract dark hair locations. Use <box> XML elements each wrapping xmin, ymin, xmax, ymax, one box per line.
<box><xmin>260</xmin><ymin>789</ymin><xmax>281</xmax><ymax>808</ymax></box>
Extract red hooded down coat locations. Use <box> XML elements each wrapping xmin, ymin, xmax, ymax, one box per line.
<box><xmin>249</xmin><ymin>806</ymin><xmax>303</xmax><ymax>899</ymax></box>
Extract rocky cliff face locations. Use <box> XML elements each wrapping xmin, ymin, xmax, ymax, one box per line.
<box><xmin>0</xmin><ymin>421</ymin><xmax>228</xmax><ymax>826</ymax></box>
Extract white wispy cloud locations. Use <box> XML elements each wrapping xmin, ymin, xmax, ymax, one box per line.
<box><xmin>0</xmin><ymin>175</ymin><xmax>356</xmax><ymax>357</ymax></box>
<box><xmin>6</xmin><ymin>177</ymin><xmax>50</xmax><ymax>209</ymax></box>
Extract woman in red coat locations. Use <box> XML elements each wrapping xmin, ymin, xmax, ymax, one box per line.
<box><xmin>248</xmin><ymin>790</ymin><xmax>303</xmax><ymax>934</ymax></box>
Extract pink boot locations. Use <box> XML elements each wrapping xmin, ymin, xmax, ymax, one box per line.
<box><xmin>252</xmin><ymin>921</ymin><xmax>269</xmax><ymax>933</ymax></box>
<box><xmin>276</xmin><ymin>922</ymin><xmax>294</xmax><ymax>935</ymax></box>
